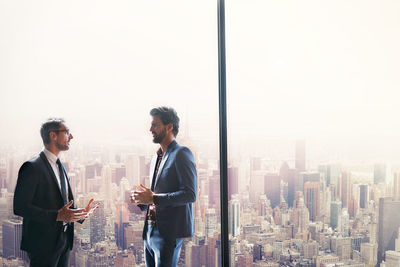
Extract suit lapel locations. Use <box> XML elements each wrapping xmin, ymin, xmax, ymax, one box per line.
<box><xmin>149</xmin><ymin>155</ymin><xmax>157</xmax><ymax>188</ymax></box>
<box><xmin>154</xmin><ymin>153</ymin><xmax>169</xmax><ymax>189</ymax></box>
<box><xmin>39</xmin><ymin>152</ymin><xmax>64</xmax><ymax>199</ymax></box>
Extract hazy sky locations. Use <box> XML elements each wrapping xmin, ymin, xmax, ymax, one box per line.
<box><xmin>1</xmin><ymin>1</ymin><xmax>400</xmax><ymax>162</ymax></box>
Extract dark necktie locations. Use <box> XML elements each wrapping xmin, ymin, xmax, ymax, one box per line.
<box><xmin>56</xmin><ymin>159</ymin><xmax>68</xmax><ymax>205</ymax></box>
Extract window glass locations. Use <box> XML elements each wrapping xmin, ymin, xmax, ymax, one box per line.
<box><xmin>226</xmin><ymin>1</ymin><xmax>400</xmax><ymax>266</ymax></box>
<box><xmin>0</xmin><ymin>1</ymin><xmax>219</xmax><ymax>266</ymax></box>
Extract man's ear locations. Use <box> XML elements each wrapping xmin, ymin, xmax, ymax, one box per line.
<box><xmin>49</xmin><ymin>131</ymin><xmax>57</xmax><ymax>141</ymax></box>
<box><xmin>167</xmin><ymin>123</ymin><xmax>174</xmax><ymax>133</ymax></box>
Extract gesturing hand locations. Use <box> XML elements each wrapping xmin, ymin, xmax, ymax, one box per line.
<box><xmin>132</xmin><ymin>184</ymin><xmax>154</xmax><ymax>205</ymax></box>
<box><xmin>56</xmin><ymin>200</ymin><xmax>88</xmax><ymax>222</ymax></box>
<box><xmin>84</xmin><ymin>198</ymin><xmax>100</xmax><ymax>218</ymax></box>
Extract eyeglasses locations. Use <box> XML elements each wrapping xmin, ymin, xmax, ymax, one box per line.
<box><xmin>52</xmin><ymin>129</ymin><xmax>70</xmax><ymax>135</ymax></box>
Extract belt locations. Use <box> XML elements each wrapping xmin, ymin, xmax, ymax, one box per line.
<box><xmin>147</xmin><ymin>220</ymin><xmax>156</xmax><ymax>227</ymax></box>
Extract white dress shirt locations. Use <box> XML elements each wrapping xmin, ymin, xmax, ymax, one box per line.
<box><xmin>42</xmin><ymin>148</ymin><xmax>68</xmax><ymax>199</ymax></box>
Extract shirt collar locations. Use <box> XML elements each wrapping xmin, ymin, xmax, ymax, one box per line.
<box><xmin>157</xmin><ymin>139</ymin><xmax>176</xmax><ymax>157</ymax></box>
<box><xmin>42</xmin><ymin>148</ymin><xmax>59</xmax><ymax>164</ymax></box>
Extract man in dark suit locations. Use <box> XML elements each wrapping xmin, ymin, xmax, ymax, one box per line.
<box><xmin>13</xmin><ymin>118</ymin><xmax>99</xmax><ymax>267</ymax></box>
<box><xmin>132</xmin><ymin>107</ymin><xmax>197</xmax><ymax>267</ymax></box>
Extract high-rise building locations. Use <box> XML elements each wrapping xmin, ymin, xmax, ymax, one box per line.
<box><xmin>115</xmin><ymin>202</ymin><xmax>129</xmax><ymax>249</ymax></box>
<box><xmin>348</xmin><ymin>196</ymin><xmax>358</xmax><ymax>218</ymax></box>
<box><xmin>0</xmin><ymin>164</ymin><xmax>7</xmax><ymax>189</ymax></box>
<box><xmin>264</xmin><ymin>173</ymin><xmax>281</xmax><ymax>208</ymax></box>
<box><xmin>250</xmin><ymin>157</ymin><xmax>261</xmax><ymax>172</ymax></box>
<box><xmin>90</xmin><ymin>200</ymin><xmax>105</xmax><ymax>244</ymax></box>
<box><xmin>185</xmin><ymin>241</ymin><xmax>207</xmax><ymax>267</ymax></box>
<box><xmin>378</xmin><ymin>197</ymin><xmax>400</xmax><ymax>264</ymax></box>
<box><xmin>280</xmin><ymin>163</ymin><xmax>299</xmax><ymax>207</ymax></box>
<box><xmin>394</xmin><ymin>173</ymin><xmax>400</xmax><ymax>201</ymax></box>
<box><xmin>2</xmin><ymin>219</ymin><xmax>27</xmax><ymax>261</ymax></box>
<box><xmin>228</xmin><ymin>198</ymin><xmax>240</xmax><ymax>237</ymax></box>
<box><xmin>327</xmin><ymin>164</ymin><xmax>341</xmax><ymax>186</ymax></box>
<box><xmin>340</xmin><ymin>209</ymin><xmax>350</xmax><ymax>237</ymax></box>
<box><xmin>228</xmin><ymin>166</ymin><xmax>238</xmax><ymax>200</ymax></box>
<box><xmin>295</xmin><ymin>140</ymin><xmax>306</xmax><ymax>171</ymax></box>
<box><xmin>302</xmin><ymin>241</ymin><xmax>318</xmax><ymax>259</ymax></box>
<box><xmin>385</xmin><ymin>250</ymin><xmax>400</xmax><ymax>267</ymax></box>
<box><xmin>360</xmin><ymin>242</ymin><xmax>377</xmax><ymax>266</ymax></box>
<box><xmin>258</xmin><ymin>194</ymin><xmax>269</xmax><ymax>216</ymax></box>
<box><xmin>340</xmin><ymin>172</ymin><xmax>351</xmax><ymax>209</ymax></box>
<box><xmin>330</xmin><ymin>201</ymin><xmax>342</xmax><ymax>229</ymax></box>
<box><xmin>126</xmin><ymin>154</ymin><xmax>140</xmax><ymax>188</ymax></box>
<box><xmin>359</xmin><ymin>184</ymin><xmax>369</xmax><ymax>209</ymax></box>
<box><xmin>205</xmin><ymin>208</ymin><xmax>218</xmax><ymax>238</ymax></box>
<box><xmin>114</xmin><ymin>165</ymin><xmax>126</xmax><ymax>185</ymax></box>
<box><xmin>304</xmin><ymin>182</ymin><xmax>320</xmax><ymax>222</ymax></box>
<box><xmin>115</xmin><ymin>250</ymin><xmax>135</xmax><ymax>267</ymax></box>
<box><xmin>237</xmin><ymin>253</ymin><xmax>253</xmax><ymax>267</ymax></box>
<box><xmin>208</xmin><ymin>172</ymin><xmax>220</xmax><ymax>208</ymax></box>
<box><xmin>101</xmin><ymin>165</ymin><xmax>112</xmax><ymax>210</ymax></box>
<box><xmin>293</xmin><ymin>195</ymin><xmax>309</xmax><ymax>234</ymax></box>
<box><xmin>374</xmin><ymin>163</ymin><xmax>386</xmax><ymax>184</ymax></box>
<box><xmin>250</xmin><ymin>170</ymin><xmax>265</xmax><ymax>203</ymax></box>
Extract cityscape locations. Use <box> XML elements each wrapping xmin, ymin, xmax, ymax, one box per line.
<box><xmin>1</xmin><ymin>136</ymin><xmax>400</xmax><ymax>267</ymax></box>
<box><xmin>2</xmin><ymin>1</ymin><xmax>400</xmax><ymax>267</ymax></box>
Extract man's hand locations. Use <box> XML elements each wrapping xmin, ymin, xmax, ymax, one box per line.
<box><xmin>84</xmin><ymin>198</ymin><xmax>100</xmax><ymax>218</ymax></box>
<box><xmin>132</xmin><ymin>184</ymin><xmax>154</xmax><ymax>205</ymax></box>
<box><xmin>56</xmin><ymin>200</ymin><xmax>88</xmax><ymax>222</ymax></box>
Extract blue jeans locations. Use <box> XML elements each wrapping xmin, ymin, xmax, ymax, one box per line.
<box><xmin>144</xmin><ymin>224</ymin><xmax>183</xmax><ymax>267</ymax></box>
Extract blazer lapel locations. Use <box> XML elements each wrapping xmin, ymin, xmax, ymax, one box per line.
<box><xmin>154</xmin><ymin>152</ymin><xmax>169</xmax><ymax>189</ymax></box>
<box><xmin>149</xmin><ymin>155</ymin><xmax>157</xmax><ymax>188</ymax></box>
<box><xmin>39</xmin><ymin>152</ymin><xmax>63</xmax><ymax>199</ymax></box>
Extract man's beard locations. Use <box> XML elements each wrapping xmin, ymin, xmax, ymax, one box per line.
<box><xmin>152</xmin><ymin>129</ymin><xmax>166</xmax><ymax>144</ymax></box>
<box><xmin>56</xmin><ymin>142</ymin><xmax>69</xmax><ymax>151</ymax></box>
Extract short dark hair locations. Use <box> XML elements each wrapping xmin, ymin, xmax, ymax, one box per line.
<box><xmin>40</xmin><ymin>118</ymin><xmax>65</xmax><ymax>144</ymax></box>
<box><xmin>150</xmin><ymin>107</ymin><xmax>180</xmax><ymax>137</ymax></box>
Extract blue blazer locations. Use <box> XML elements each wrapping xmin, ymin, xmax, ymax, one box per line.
<box><xmin>142</xmin><ymin>140</ymin><xmax>197</xmax><ymax>240</ymax></box>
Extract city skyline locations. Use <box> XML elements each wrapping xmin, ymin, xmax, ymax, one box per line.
<box><xmin>2</xmin><ymin>1</ymin><xmax>400</xmax><ymax>266</ymax></box>
<box><xmin>1</xmin><ymin>138</ymin><xmax>400</xmax><ymax>266</ymax></box>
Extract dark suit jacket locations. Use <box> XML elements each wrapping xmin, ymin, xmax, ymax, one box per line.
<box><xmin>141</xmin><ymin>140</ymin><xmax>197</xmax><ymax>240</ymax></box>
<box><xmin>13</xmin><ymin>152</ymin><xmax>76</xmax><ymax>254</ymax></box>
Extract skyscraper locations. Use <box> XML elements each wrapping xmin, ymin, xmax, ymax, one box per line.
<box><xmin>359</xmin><ymin>184</ymin><xmax>369</xmax><ymax>209</ymax></box>
<box><xmin>327</xmin><ymin>164</ymin><xmax>341</xmax><ymax>186</ymax></box>
<box><xmin>340</xmin><ymin>172</ymin><xmax>351</xmax><ymax>209</ymax></box>
<box><xmin>385</xmin><ymin>251</ymin><xmax>400</xmax><ymax>267</ymax></box>
<box><xmin>304</xmin><ymin>181</ymin><xmax>320</xmax><ymax>222</ymax></box>
<box><xmin>295</xmin><ymin>140</ymin><xmax>306</xmax><ymax>171</ymax></box>
<box><xmin>330</xmin><ymin>201</ymin><xmax>342</xmax><ymax>229</ymax></box>
<box><xmin>205</xmin><ymin>208</ymin><xmax>218</xmax><ymax>238</ymax></box>
<box><xmin>228</xmin><ymin>198</ymin><xmax>240</xmax><ymax>237</ymax></box>
<box><xmin>0</xmin><ymin>163</ymin><xmax>6</xmax><ymax>189</ymax></box>
<box><xmin>374</xmin><ymin>163</ymin><xmax>386</xmax><ymax>184</ymax></box>
<box><xmin>394</xmin><ymin>173</ymin><xmax>400</xmax><ymax>201</ymax></box>
<box><xmin>2</xmin><ymin>219</ymin><xmax>27</xmax><ymax>261</ymax></box>
<box><xmin>126</xmin><ymin>154</ymin><xmax>140</xmax><ymax>188</ymax></box>
<box><xmin>228</xmin><ymin>166</ymin><xmax>238</xmax><ymax>200</ymax></box>
<box><xmin>378</xmin><ymin>197</ymin><xmax>400</xmax><ymax>264</ymax></box>
<box><xmin>264</xmin><ymin>174</ymin><xmax>281</xmax><ymax>208</ymax></box>
<box><xmin>90</xmin><ymin>200</ymin><xmax>105</xmax><ymax>244</ymax></box>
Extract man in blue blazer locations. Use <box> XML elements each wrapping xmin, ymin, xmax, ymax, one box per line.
<box><xmin>132</xmin><ymin>107</ymin><xmax>197</xmax><ymax>267</ymax></box>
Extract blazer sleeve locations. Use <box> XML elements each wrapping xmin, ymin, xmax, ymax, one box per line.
<box><xmin>13</xmin><ymin>162</ymin><xmax>59</xmax><ymax>224</ymax></box>
<box><xmin>155</xmin><ymin>147</ymin><xmax>197</xmax><ymax>207</ymax></box>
